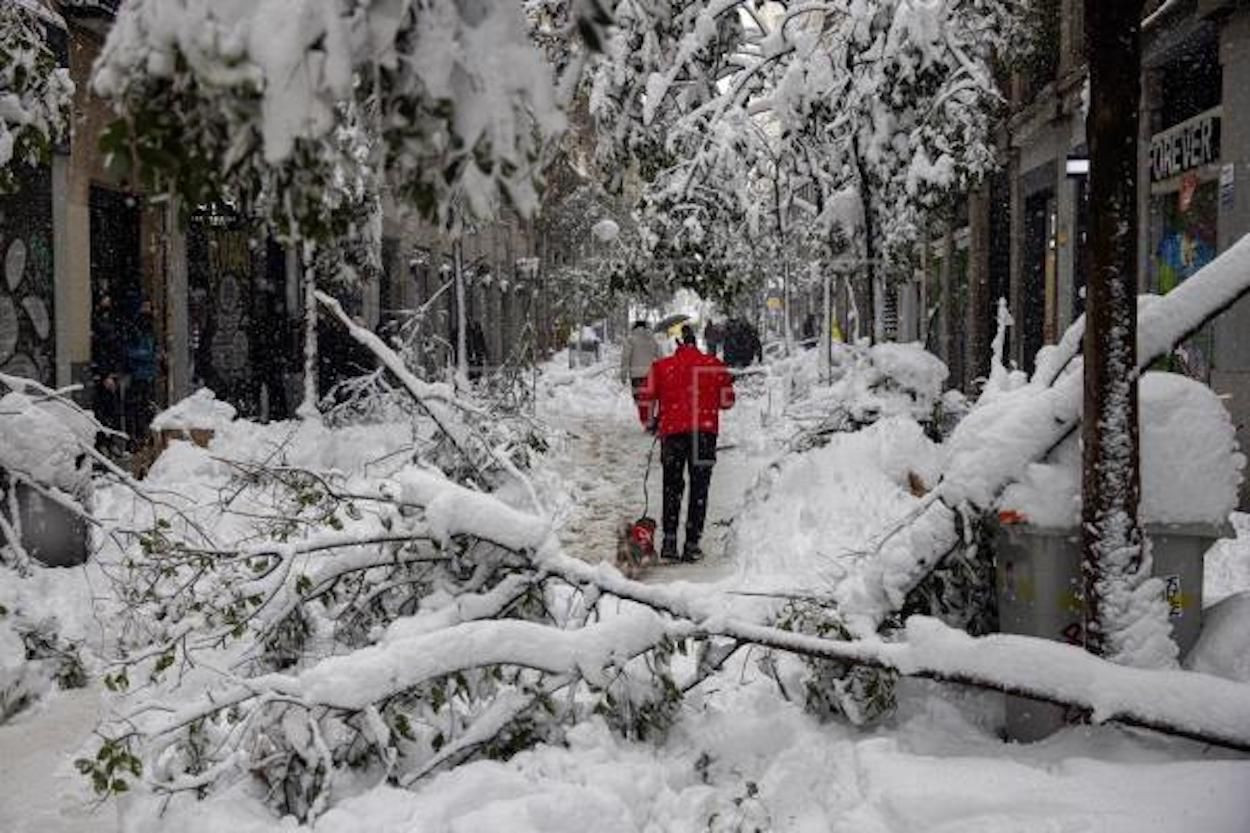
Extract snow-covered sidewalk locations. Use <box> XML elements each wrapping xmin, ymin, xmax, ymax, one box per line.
<box><xmin>537</xmin><ymin>356</ymin><xmax>770</xmax><ymax>584</ymax></box>
<box><xmin>0</xmin><ymin>687</ymin><xmax>111</xmax><ymax>833</ymax></box>
<box><xmin>3</xmin><ymin>348</ymin><xmax>1250</xmax><ymax>833</ymax></box>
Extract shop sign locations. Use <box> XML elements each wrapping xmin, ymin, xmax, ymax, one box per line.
<box><xmin>1150</xmin><ymin>109</ymin><xmax>1221</xmax><ymax>183</ymax></box>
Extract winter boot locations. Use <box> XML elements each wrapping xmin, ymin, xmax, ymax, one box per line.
<box><xmin>660</xmin><ymin>537</ymin><xmax>679</xmax><ymax>561</ymax></box>
<box><xmin>681</xmin><ymin>541</ymin><xmax>703</xmax><ymax>562</ymax></box>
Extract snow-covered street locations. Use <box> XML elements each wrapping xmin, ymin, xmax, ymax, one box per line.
<box><xmin>4</xmin><ymin>349</ymin><xmax>1250</xmax><ymax>833</ymax></box>
<box><xmin>7</xmin><ymin>0</ymin><xmax>1250</xmax><ymax>827</ymax></box>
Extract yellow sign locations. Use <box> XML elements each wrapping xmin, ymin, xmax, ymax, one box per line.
<box><xmin>766</xmin><ymin>297</ymin><xmax>782</xmax><ymax>311</ymax></box>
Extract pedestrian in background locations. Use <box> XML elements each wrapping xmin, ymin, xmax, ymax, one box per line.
<box><xmin>703</xmin><ymin>319</ymin><xmax>723</xmax><ymax>357</ymax></box>
<box><xmin>621</xmin><ymin>319</ymin><xmax>659</xmax><ymax>428</ymax></box>
<box><xmin>91</xmin><ymin>293</ymin><xmax>125</xmax><ymax>453</ymax></box>
<box><xmin>124</xmin><ymin>298</ymin><xmax>159</xmax><ymax>449</ymax></box>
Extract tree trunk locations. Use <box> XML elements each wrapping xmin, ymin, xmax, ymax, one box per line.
<box><xmin>1082</xmin><ymin>0</ymin><xmax>1155</xmax><ymax>663</ymax></box>
<box><xmin>919</xmin><ymin>221</ymin><xmax>931</xmax><ymax>348</ymax></box>
<box><xmin>782</xmin><ymin>258</ymin><xmax>793</xmax><ymax>355</ymax></box>
<box><xmin>822</xmin><ymin>264</ymin><xmax>832</xmax><ymax>383</ymax></box>
<box><xmin>852</xmin><ymin>135</ymin><xmax>878</xmax><ymax>345</ymax></box>
<box><xmin>940</xmin><ymin>219</ymin><xmax>955</xmax><ymax>377</ymax></box>
<box><xmin>454</xmin><ymin>239</ymin><xmax>469</xmax><ymax>385</ymax></box>
<box><xmin>967</xmin><ymin>185</ymin><xmax>992</xmax><ymax>386</ymax></box>
<box><xmin>298</xmin><ymin>241</ymin><xmax>319</xmax><ymax>419</ymax></box>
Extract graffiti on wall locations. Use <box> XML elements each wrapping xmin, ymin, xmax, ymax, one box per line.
<box><xmin>187</xmin><ymin>212</ymin><xmax>292</xmax><ymax>418</ymax></box>
<box><xmin>0</xmin><ymin>166</ymin><xmax>54</xmax><ymax>384</ymax></box>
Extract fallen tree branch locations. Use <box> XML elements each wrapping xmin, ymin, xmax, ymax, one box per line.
<box><xmin>832</xmin><ymin>233</ymin><xmax>1250</xmax><ymax>633</ymax></box>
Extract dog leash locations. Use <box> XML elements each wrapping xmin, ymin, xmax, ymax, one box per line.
<box><xmin>642</xmin><ymin>433</ymin><xmax>659</xmax><ymax>517</ymax></box>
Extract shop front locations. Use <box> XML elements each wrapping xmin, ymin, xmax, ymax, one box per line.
<box><xmin>1148</xmin><ymin>106</ymin><xmax>1222</xmax><ymax>381</ymax></box>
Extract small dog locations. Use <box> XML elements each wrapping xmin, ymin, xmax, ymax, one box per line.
<box><xmin>615</xmin><ymin>517</ymin><xmax>658</xmax><ymax>578</ymax></box>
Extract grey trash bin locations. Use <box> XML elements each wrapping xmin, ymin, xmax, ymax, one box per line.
<box><xmin>993</xmin><ymin>520</ymin><xmax>1228</xmax><ymax>742</ymax></box>
<box><xmin>0</xmin><ymin>477</ymin><xmax>90</xmax><ymax>568</ymax></box>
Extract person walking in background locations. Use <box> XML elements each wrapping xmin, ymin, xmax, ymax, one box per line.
<box><xmin>703</xmin><ymin>318</ymin><xmax>723</xmax><ymax>357</ymax></box>
<box><xmin>642</xmin><ymin>324</ymin><xmax>735</xmax><ymax>561</ymax></box>
<box><xmin>799</xmin><ymin>313</ymin><xmax>817</xmax><ymax>349</ymax></box>
<box><xmin>722</xmin><ymin>317</ymin><xmax>763</xmax><ymax>369</ymax></box>
<box><xmin>124</xmin><ymin>298</ymin><xmax>159</xmax><ymax>450</ymax></box>
<box><xmin>621</xmin><ymin>319</ymin><xmax>659</xmax><ymax>428</ymax></box>
<box><xmin>91</xmin><ymin>293</ymin><xmax>125</xmax><ymax>452</ymax></box>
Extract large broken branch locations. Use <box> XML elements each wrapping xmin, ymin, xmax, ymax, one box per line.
<box><xmin>832</xmin><ymin>233</ymin><xmax>1250</xmax><ymax>633</ymax></box>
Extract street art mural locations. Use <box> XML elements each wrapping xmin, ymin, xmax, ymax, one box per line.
<box><xmin>0</xmin><ymin>166</ymin><xmax>54</xmax><ymax>384</ymax></box>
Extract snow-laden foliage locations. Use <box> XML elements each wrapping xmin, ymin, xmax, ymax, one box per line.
<box><xmin>92</xmin><ymin>0</ymin><xmax>584</xmax><ymax>234</ymax></box>
<box><xmin>0</xmin><ymin>2</ymin><xmax>72</xmax><ymax>192</ymax></box>
<box><xmin>588</xmin><ymin>0</ymin><xmax>1021</xmax><ymax>302</ymax></box>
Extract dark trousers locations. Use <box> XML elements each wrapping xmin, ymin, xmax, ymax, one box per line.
<box><xmin>661</xmin><ymin>432</ymin><xmax>717</xmax><ymax>546</ymax></box>
<box><xmin>125</xmin><ymin>378</ymin><xmax>157</xmax><ymax>448</ymax></box>
<box><xmin>630</xmin><ymin>377</ymin><xmax>652</xmax><ymax>427</ymax></box>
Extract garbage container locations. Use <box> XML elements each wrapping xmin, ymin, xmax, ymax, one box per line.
<box><xmin>993</xmin><ymin>524</ymin><xmax>1084</xmax><ymax>742</ymax></box>
<box><xmin>993</xmin><ymin>519</ymin><xmax>1229</xmax><ymax>742</ymax></box>
<box><xmin>0</xmin><ymin>475</ymin><xmax>89</xmax><ymax>568</ymax></box>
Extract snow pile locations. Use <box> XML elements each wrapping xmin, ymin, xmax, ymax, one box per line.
<box><xmin>999</xmin><ymin>372</ymin><xmax>1244</xmax><ymax>528</ymax></box>
<box><xmin>864</xmin><ymin>342</ymin><xmax>950</xmax><ymax>410</ymax></box>
<box><xmin>733</xmin><ymin>416</ymin><xmax>943</xmax><ymax>595</ymax></box>
<box><xmin>150</xmin><ymin>387</ymin><xmax>238</xmax><ymax>432</ymax></box>
<box><xmin>1186</xmin><ymin>592</ymin><xmax>1250</xmax><ymax>683</ymax></box>
<box><xmin>0</xmin><ymin>390</ymin><xmax>94</xmax><ymax>497</ymax></box>
<box><xmin>775</xmin><ymin>341</ymin><xmax>951</xmax><ymax>438</ymax></box>
<box><xmin>1206</xmin><ymin>513</ymin><xmax>1250</xmax><ymax>606</ymax></box>
<box><xmin>0</xmin><ymin>616</ymin><xmax>48</xmax><ymax>720</ymax></box>
<box><xmin>539</xmin><ymin>349</ymin><xmax>635</xmax><ymax>423</ymax></box>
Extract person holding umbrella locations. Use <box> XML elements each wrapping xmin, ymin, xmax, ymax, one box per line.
<box><xmin>640</xmin><ymin>324</ymin><xmax>735</xmax><ymax>561</ymax></box>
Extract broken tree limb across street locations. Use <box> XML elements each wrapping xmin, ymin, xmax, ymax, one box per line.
<box><xmin>5</xmin><ymin>1</ymin><xmax>1250</xmax><ymax>831</ymax></box>
<box><xmin>835</xmin><ymin>232</ymin><xmax>1250</xmax><ymax>633</ymax></box>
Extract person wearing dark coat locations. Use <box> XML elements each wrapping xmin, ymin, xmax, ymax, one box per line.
<box><xmin>721</xmin><ymin>318</ymin><xmax>763</xmax><ymax>369</ymax></box>
<box><xmin>124</xmin><ymin>299</ymin><xmax>159</xmax><ymax>448</ymax></box>
<box><xmin>703</xmin><ymin>319</ymin><xmax>723</xmax><ymax>357</ymax></box>
<box><xmin>91</xmin><ymin>294</ymin><xmax>125</xmax><ymax>443</ymax></box>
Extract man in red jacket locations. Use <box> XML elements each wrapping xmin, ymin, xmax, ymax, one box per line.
<box><xmin>641</xmin><ymin>325</ymin><xmax>736</xmax><ymax>561</ymax></box>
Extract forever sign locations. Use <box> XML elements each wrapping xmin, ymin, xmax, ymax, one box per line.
<box><xmin>1151</xmin><ymin>109</ymin><xmax>1221</xmax><ymax>183</ymax></box>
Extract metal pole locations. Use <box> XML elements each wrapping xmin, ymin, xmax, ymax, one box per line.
<box><xmin>822</xmin><ymin>265</ymin><xmax>832</xmax><ymax>384</ymax></box>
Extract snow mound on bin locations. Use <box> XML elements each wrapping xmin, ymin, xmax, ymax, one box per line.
<box><xmin>0</xmin><ymin>390</ymin><xmax>94</xmax><ymax>496</ymax></box>
<box><xmin>999</xmin><ymin>372</ymin><xmax>1245</xmax><ymax>528</ymax></box>
<box><xmin>151</xmin><ymin>387</ymin><xmax>238</xmax><ymax>431</ymax></box>
<box><xmin>1185</xmin><ymin>591</ymin><xmax>1250</xmax><ymax>682</ymax></box>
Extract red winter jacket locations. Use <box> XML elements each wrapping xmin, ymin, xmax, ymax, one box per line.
<box><xmin>642</xmin><ymin>344</ymin><xmax>735</xmax><ymax>437</ymax></box>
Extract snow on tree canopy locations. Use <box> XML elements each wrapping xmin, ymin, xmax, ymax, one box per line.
<box><xmin>92</xmin><ymin>0</ymin><xmax>563</xmax><ymax>227</ymax></box>
<box><xmin>999</xmin><ymin>372</ymin><xmax>1245</xmax><ymax>528</ymax></box>
<box><xmin>0</xmin><ymin>2</ymin><xmax>73</xmax><ymax>190</ymax></box>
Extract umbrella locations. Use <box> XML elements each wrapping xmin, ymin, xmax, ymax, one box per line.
<box><xmin>653</xmin><ymin>313</ymin><xmax>690</xmax><ymax>333</ymax></box>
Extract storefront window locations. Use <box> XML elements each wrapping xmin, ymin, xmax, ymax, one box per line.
<box><xmin>1151</xmin><ymin>178</ymin><xmax>1218</xmax><ymax>380</ymax></box>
